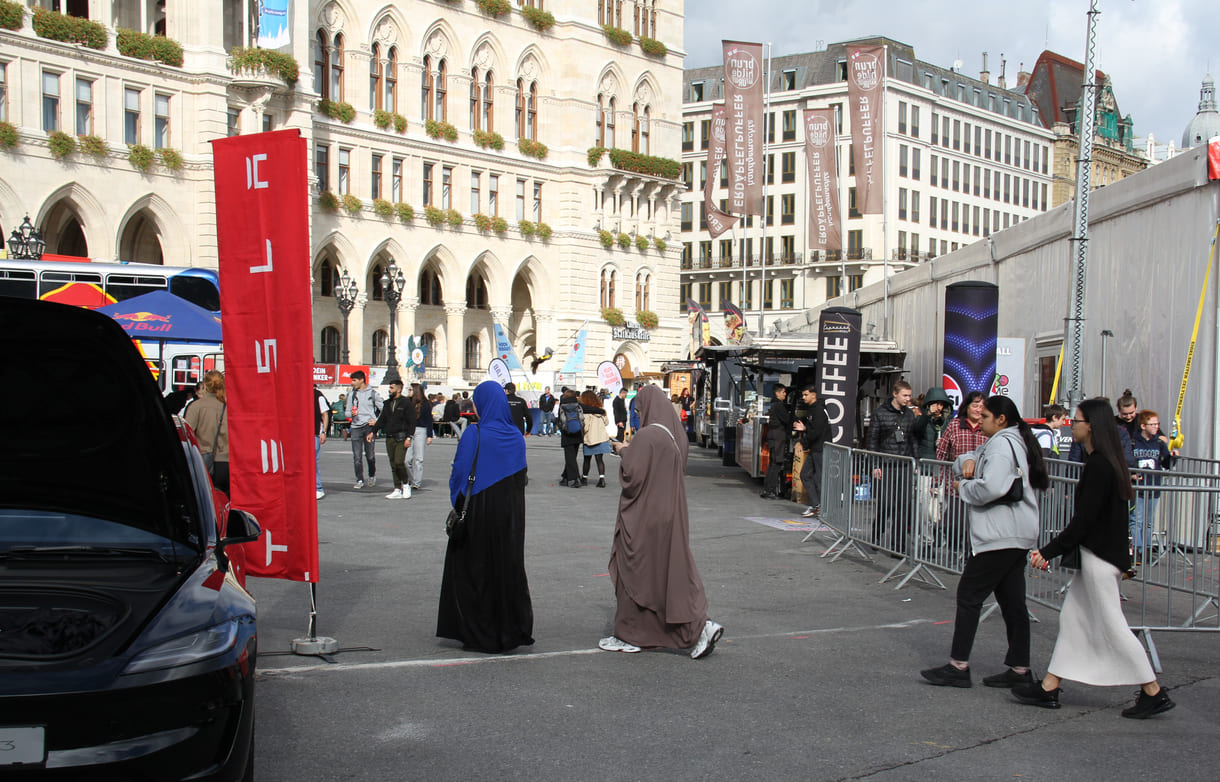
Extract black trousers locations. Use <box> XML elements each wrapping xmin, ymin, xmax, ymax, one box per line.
<box><xmin>950</xmin><ymin>547</ymin><xmax>1031</xmax><ymax>667</ymax></box>
<box><xmin>561</xmin><ymin>443</ymin><xmax>581</xmax><ymax>483</ymax></box>
<box><xmin>763</xmin><ymin>438</ymin><xmax>787</xmax><ymax>494</ymax></box>
<box><xmin>800</xmin><ymin>448</ymin><xmax>823</xmax><ymax>508</ymax></box>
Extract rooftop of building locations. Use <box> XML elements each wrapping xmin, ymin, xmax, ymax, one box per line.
<box><xmin>1182</xmin><ymin>74</ymin><xmax>1220</xmax><ymax>149</ymax></box>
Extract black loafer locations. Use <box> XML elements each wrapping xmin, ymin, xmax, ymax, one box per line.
<box><xmin>1013</xmin><ymin>681</ymin><xmax>1061</xmax><ymax>709</ymax></box>
<box><xmin>983</xmin><ymin>668</ymin><xmax>1035</xmax><ymax>688</ymax></box>
<box><xmin>920</xmin><ymin>663</ymin><xmax>971</xmax><ymax>688</ymax></box>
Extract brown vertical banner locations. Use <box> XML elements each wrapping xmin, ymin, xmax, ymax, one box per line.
<box><xmin>804</xmin><ymin>108</ymin><xmax>842</xmax><ymax>253</ymax></box>
<box><xmin>847</xmin><ymin>45</ymin><xmax>885</xmax><ymax>215</ymax></box>
<box><xmin>723</xmin><ymin>41</ymin><xmax>764</xmax><ymax>216</ymax></box>
<box><xmin>704</xmin><ymin>103</ymin><xmax>738</xmax><ymax>239</ymax></box>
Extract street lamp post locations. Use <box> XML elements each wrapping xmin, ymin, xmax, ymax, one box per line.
<box><xmin>334</xmin><ymin>269</ymin><xmax>359</xmax><ymax>364</ymax></box>
<box><xmin>6</xmin><ymin>215</ymin><xmax>46</xmax><ymax>260</ymax></box>
<box><xmin>380</xmin><ymin>262</ymin><xmax>406</xmax><ymax>386</ymax></box>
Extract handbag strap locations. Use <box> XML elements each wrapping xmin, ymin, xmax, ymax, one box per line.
<box><xmin>208</xmin><ymin>403</ymin><xmax>226</xmax><ymax>456</ymax></box>
<box><xmin>1003</xmin><ymin>436</ymin><xmax>1025</xmax><ymax>478</ymax></box>
<box><xmin>458</xmin><ymin>428</ymin><xmax>482</xmax><ymax>502</ymax></box>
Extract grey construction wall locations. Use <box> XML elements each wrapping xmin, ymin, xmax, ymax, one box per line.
<box><xmin>776</xmin><ymin>144</ymin><xmax>1220</xmax><ymax>458</ymax></box>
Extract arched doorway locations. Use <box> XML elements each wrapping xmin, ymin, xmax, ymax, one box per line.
<box><xmin>41</xmin><ymin>201</ymin><xmax>88</xmax><ymax>257</ymax></box>
<box><xmin>117</xmin><ymin>210</ymin><xmax>165</xmax><ymax>264</ymax></box>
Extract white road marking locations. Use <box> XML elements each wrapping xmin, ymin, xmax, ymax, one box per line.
<box><xmin>257</xmin><ymin>619</ymin><xmax>934</xmax><ymax>678</ymax></box>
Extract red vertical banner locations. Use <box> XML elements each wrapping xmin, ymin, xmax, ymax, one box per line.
<box><xmin>212</xmin><ymin>130</ymin><xmax>318</xmax><ymax>582</ymax></box>
<box><xmin>1209</xmin><ymin>138</ymin><xmax>1220</xmax><ymax>180</ymax></box>
<box><xmin>804</xmin><ymin>108</ymin><xmax>842</xmax><ymax>253</ymax></box>
<box><xmin>847</xmin><ymin>45</ymin><xmax>885</xmax><ymax>215</ymax></box>
<box><xmin>704</xmin><ymin>103</ymin><xmax>738</xmax><ymax>239</ymax></box>
<box><xmin>723</xmin><ymin>40</ymin><xmax>765</xmax><ymax>216</ymax></box>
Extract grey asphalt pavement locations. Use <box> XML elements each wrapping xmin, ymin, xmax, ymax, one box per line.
<box><xmin>250</xmin><ymin>432</ymin><xmax>1220</xmax><ymax>781</ymax></box>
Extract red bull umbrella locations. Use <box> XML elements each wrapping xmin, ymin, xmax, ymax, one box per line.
<box><xmin>94</xmin><ymin>290</ymin><xmax>222</xmax><ymax>343</ymax></box>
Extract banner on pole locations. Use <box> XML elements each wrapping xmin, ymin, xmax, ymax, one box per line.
<box><xmin>212</xmin><ymin>129</ymin><xmax>317</xmax><ymax>582</ymax></box>
<box><xmin>816</xmin><ymin>307</ymin><xmax>862</xmax><ymax>446</ymax></box>
<box><xmin>942</xmin><ymin>281</ymin><xmax>999</xmax><ymax>411</ymax></box>
<box><xmin>687</xmin><ymin>298</ymin><xmax>711</xmax><ymax>358</ymax></box>
<box><xmin>847</xmin><ymin>45</ymin><xmax>885</xmax><ymax>216</ymax></box>
<box><xmin>596</xmin><ymin>360</ymin><xmax>624</xmax><ymax>394</ymax></box>
<box><xmin>492</xmin><ymin>321</ymin><xmax>524</xmax><ymax>371</ymax></box>
<box><xmin>723</xmin><ymin>301</ymin><xmax>747</xmax><ymax>345</ymax></box>
<box><xmin>256</xmin><ymin>0</ymin><xmax>290</xmax><ymax>49</ymax></box>
<box><xmin>804</xmin><ymin>108</ymin><xmax>842</xmax><ymax>253</ymax></box>
<box><xmin>723</xmin><ymin>40</ymin><xmax>765</xmax><ymax>216</ymax></box>
<box><xmin>487</xmin><ymin>357</ymin><xmax>512</xmax><ymax>386</ymax></box>
<box><xmin>705</xmin><ymin>103</ymin><xmax>739</xmax><ymax>238</ymax></box>
<box><xmin>558</xmin><ymin>328</ymin><xmax>587</xmax><ymax>378</ymax></box>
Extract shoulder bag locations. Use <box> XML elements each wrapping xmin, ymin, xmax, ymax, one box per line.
<box><xmin>445</xmin><ymin>428</ymin><xmax>481</xmax><ymax>545</ymax></box>
<box><xmin>982</xmin><ymin>437</ymin><xmax>1024</xmax><ymax>507</ymax></box>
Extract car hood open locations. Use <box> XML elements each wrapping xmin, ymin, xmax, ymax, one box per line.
<box><xmin>0</xmin><ymin>297</ymin><xmax>201</xmax><ymax>547</ymax></box>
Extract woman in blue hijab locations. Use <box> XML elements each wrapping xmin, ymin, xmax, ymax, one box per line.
<box><xmin>437</xmin><ymin>381</ymin><xmax>534</xmax><ymax>653</ymax></box>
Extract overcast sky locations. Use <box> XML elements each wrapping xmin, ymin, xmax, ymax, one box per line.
<box><xmin>683</xmin><ymin>0</ymin><xmax>1218</xmax><ymax>148</ymax></box>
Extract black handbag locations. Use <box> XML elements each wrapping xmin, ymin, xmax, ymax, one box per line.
<box><xmin>1059</xmin><ymin>545</ymin><xmax>1082</xmax><ymax>570</ymax></box>
<box><xmin>983</xmin><ymin>438</ymin><xmax>1024</xmax><ymax>507</ymax></box>
<box><xmin>445</xmin><ymin>430</ymin><xmax>480</xmax><ymax>544</ymax></box>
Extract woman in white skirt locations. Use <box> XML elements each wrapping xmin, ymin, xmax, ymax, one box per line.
<box><xmin>1017</xmin><ymin>398</ymin><xmax>1174</xmax><ymax>719</ymax></box>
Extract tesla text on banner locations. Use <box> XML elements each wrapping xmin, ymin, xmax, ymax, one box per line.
<box><xmin>211</xmin><ymin>129</ymin><xmax>318</xmax><ymax>583</ymax></box>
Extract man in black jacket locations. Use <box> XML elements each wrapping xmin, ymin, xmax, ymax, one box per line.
<box><xmin>505</xmin><ymin>382</ymin><xmax>530</xmax><ymax>435</ymax></box>
<box><xmin>793</xmin><ymin>385</ymin><xmax>831</xmax><ymax>517</ymax></box>
<box><xmin>370</xmin><ymin>380</ymin><xmax>416</xmax><ymax>499</ymax></box>
<box><xmin>539</xmin><ymin>386</ymin><xmax>557</xmax><ymax>436</ymax></box>
<box><xmin>761</xmin><ymin>384</ymin><xmax>793</xmax><ymax>499</ymax></box>
<box><xmin>612</xmin><ymin>388</ymin><xmax>629</xmax><ymax>442</ymax></box>
<box><xmin>866</xmin><ymin>380</ymin><xmax>916</xmax><ymax>553</ymax></box>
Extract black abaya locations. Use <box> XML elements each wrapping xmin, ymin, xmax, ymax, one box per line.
<box><xmin>437</xmin><ymin>469</ymin><xmax>534</xmax><ymax>653</ymax></box>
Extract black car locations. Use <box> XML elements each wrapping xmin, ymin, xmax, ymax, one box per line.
<box><xmin>0</xmin><ymin>297</ymin><xmax>260</xmax><ymax>780</ymax></box>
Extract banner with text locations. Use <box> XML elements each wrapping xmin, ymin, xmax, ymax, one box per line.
<box><xmin>723</xmin><ymin>41</ymin><xmax>765</xmax><ymax>216</ymax></box>
<box><xmin>705</xmin><ymin>103</ymin><xmax>739</xmax><ymax>238</ymax></box>
<box><xmin>687</xmin><ymin>298</ymin><xmax>711</xmax><ymax>359</ymax></box>
<box><xmin>212</xmin><ymin>129</ymin><xmax>317</xmax><ymax>583</ymax></box>
<box><xmin>257</xmin><ymin>0</ymin><xmax>290</xmax><ymax>48</ymax></box>
<box><xmin>816</xmin><ymin>307</ymin><xmax>862</xmax><ymax>446</ymax></box>
<box><xmin>847</xmin><ymin>45</ymin><xmax>885</xmax><ymax>215</ymax></box>
<box><xmin>723</xmin><ymin>301</ymin><xmax>746</xmax><ymax>344</ymax></box>
<box><xmin>804</xmin><ymin>108</ymin><xmax>842</xmax><ymax>253</ymax></box>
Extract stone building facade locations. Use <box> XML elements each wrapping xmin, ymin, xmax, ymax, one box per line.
<box><xmin>0</xmin><ymin>0</ymin><xmax>687</xmax><ymax>386</ymax></box>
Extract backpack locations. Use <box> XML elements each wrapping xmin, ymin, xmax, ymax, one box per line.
<box><xmin>558</xmin><ymin>402</ymin><xmax>585</xmax><ymax>436</ymax></box>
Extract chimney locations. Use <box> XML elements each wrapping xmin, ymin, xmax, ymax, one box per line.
<box><xmin>1017</xmin><ymin>64</ymin><xmax>1031</xmax><ymax>91</ymax></box>
<box><xmin>997</xmin><ymin>54</ymin><xmax>1007</xmax><ymax>90</ymax></box>
<box><xmin>980</xmin><ymin>51</ymin><xmax>990</xmax><ymax>85</ymax></box>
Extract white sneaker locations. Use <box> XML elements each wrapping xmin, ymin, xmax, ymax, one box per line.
<box><xmin>690</xmin><ymin>619</ymin><xmax>724</xmax><ymax>660</ymax></box>
<box><xmin>402</xmin><ymin>485</ymin><xmax>412</xmax><ymax>499</ymax></box>
<box><xmin>597</xmin><ymin>636</ymin><xmax>641</xmax><ymax>653</ymax></box>
<box><xmin>385</xmin><ymin>489</ymin><xmax>403</xmax><ymax>499</ymax></box>
<box><xmin>353</xmin><ymin>480</ymin><xmax>365</xmax><ymax>489</ymax></box>
<box><xmin>316</xmin><ymin>489</ymin><xmax>325</xmax><ymax>500</ymax></box>
<box><xmin>367</xmin><ymin>476</ymin><xmax>377</xmax><ymax>488</ymax></box>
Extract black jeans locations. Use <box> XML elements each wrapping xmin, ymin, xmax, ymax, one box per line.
<box><xmin>561</xmin><ymin>443</ymin><xmax>581</xmax><ymax>483</ymax></box>
<box><xmin>800</xmin><ymin>448</ymin><xmax>823</xmax><ymax>508</ymax></box>
<box><xmin>763</xmin><ymin>438</ymin><xmax>787</xmax><ymax>495</ymax></box>
<box><xmin>950</xmin><ymin>547</ymin><xmax>1031</xmax><ymax>667</ymax></box>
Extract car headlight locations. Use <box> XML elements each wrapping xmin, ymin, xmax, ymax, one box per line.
<box><xmin>122</xmin><ymin>618</ymin><xmax>243</xmax><ymax>674</ymax></box>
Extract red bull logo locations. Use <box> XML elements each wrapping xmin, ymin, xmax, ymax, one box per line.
<box><xmin>114</xmin><ymin>311</ymin><xmax>173</xmax><ymax>332</ymax></box>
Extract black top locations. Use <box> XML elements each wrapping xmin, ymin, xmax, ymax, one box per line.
<box><xmin>1041</xmin><ymin>450</ymin><xmax>1131</xmax><ymax>572</ymax></box>
<box><xmin>866</xmin><ymin>400</ymin><xmax>916</xmax><ymax>458</ymax></box>
<box><xmin>506</xmin><ymin>393</ymin><xmax>529</xmax><ymax>435</ymax></box>
<box><xmin>767</xmin><ymin>398</ymin><xmax>793</xmax><ymax>443</ymax></box>
<box><xmin>797</xmin><ymin>399</ymin><xmax>831</xmax><ymax>452</ymax></box>
<box><xmin>442</xmin><ymin>399</ymin><xmax>461</xmax><ymax>422</ymax></box>
<box><xmin>371</xmin><ymin>394</ymin><xmax>418</xmax><ymax>439</ymax></box>
<box><xmin>539</xmin><ymin>392</ymin><xmax>556</xmax><ymax>413</ymax></box>
<box><xmin>612</xmin><ymin>395</ymin><xmax>628</xmax><ymax>425</ymax></box>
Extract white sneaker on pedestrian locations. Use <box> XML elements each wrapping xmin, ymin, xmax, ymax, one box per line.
<box><xmin>690</xmin><ymin>619</ymin><xmax>724</xmax><ymax>660</ymax></box>
<box><xmin>598</xmin><ymin>636</ymin><xmax>641</xmax><ymax>653</ymax></box>
<box><xmin>385</xmin><ymin>488</ymin><xmax>403</xmax><ymax>499</ymax></box>
<box><xmin>316</xmin><ymin>489</ymin><xmax>326</xmax><ymax>500</ymax></box>
<box><xmin>353</xmin><ymin>480</ymin><xmax>365</xmax><ymax>489</ymax></box>
<box><xmin>367</xmin><ymin>476</ymin><xmax>377</xmax><ymax>488</ymax></box>
<box><xmin>402</xmin><ymin>485</ymin><xmax>412</xmax><ymax>499</ymax></box>
<box><xmin>801</xmin><ymin>506</ymin><xmax>817</xmax><ymax>518</ymax></box>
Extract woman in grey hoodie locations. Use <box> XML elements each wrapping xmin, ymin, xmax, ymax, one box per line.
<box><xmin>921</xmin><ymin>395</ymin><xmax>1048</xmax><ymax>688</ymax></box>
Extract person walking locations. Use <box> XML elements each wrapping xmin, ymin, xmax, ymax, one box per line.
<box><xmin>405</xmin><ymin>383</ymin><xmax>434</xmax><ymax>490</ymax></box>
<box><xmin>370</xmin><ymin>380</ymin><xmax>416</xmax><ymax>499</ymax></box>
<box><xmin>598</xmin><ymin>385</ymin><xmax>724</xmax><ymax>659</ymax></box>
<box><xmin>936</xmin><ymin>390</ymin><xmax>989</xmax><ymax>553</ymax></box>
<box><xmin>557</xmin><ymin>389</ymin><xmax>585</xmax><ymax>488</ymax></box>
<box><xmin>344</xmin><ymin>371</ymin><xmax>382</xmax><ymax>489</ymax></box>
<box><xmin>313</xmin><ymin>386</ymin><xmax>331</xmax><ymax>500</ymax></box>
<box><xmin>921</xmin><ymin>396</ymin><xmax>1047</xmax><ymax>688</ymax></box>
<box><xmin>183</xmin><ymin>370</ymin><xmax>229</xmax><ymax>495</ymax></box>
<box><xmin>579</xmin><ymin>390</ymin><xmax>612</xmax><ymax>487</ymax></box>
<box><xmin>793</xmin><ymin>385</ymin><xmax>831</xmax><ymax>517</ymax></box>
<box><xmin>437</xmin><ymin>381</ymin><xmax>534</xmax><ymax>654</ymax></box>
<box><xmin>505</xmin><ymin>382</ymin><xmax>529</xmax><ymax>436</ymax></box>
<box><xmin>612</xmin><ymin>387</ymin><xmax>630</xmax><ymax>443</ymax></box>
<box><xmin>1017</xmin><ymin>399</ymin><xmax>1175</xmax><ymax>719</ymax></box>
<box><xmin>539</xmin><ymin>386</ymin><xmax>557</xmax><ymax>436</ymax></box>
<box><xmin>761</xmin><ymin>384</ymin><xmax>792</xmax><ymax>500</ymax></box>
<box><xmin>866</xmin><ymin>380</ymin><xmax>917</xmax><ymax>551</ymax></box>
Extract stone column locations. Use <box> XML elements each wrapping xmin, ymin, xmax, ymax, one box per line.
<box><xmin>445</xmin><ymin>304</ymin><xmax>467</xmax><ymax>384</ymax></box>
<box><xmin>398</xmin><ymin>298</ymin><xmax>419</xmax><ymax>350</ymax></box>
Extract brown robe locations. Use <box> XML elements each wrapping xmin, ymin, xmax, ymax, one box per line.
<box><xmin>608</xmin><ymin>385</ymin><xmax>708</xmax><ymax>649</ymax></box>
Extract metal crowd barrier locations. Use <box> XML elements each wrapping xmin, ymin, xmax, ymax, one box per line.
<box><xmin>806</xmin><ymin>444</ymin><xmax>1220</xmax><ymax>670</ymax></box>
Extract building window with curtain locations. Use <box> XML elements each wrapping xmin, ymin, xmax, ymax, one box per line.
<box><xmin>488</xmin><ymin>174</ymin><xmax>499</xmax><ymax>215</ymax></box>
<box><xmin>533</xmin><ymin>182</ymin><xmax>542</xmax><ymax>221</ymax></box>
<box><xmin>442</xmin><ymin>165</ymin><xmax>452</xmax><ymax>209</ymax></box>
<box><xmin>123</xmin><ymin>85</ymin><xmax>140</xmax><ymax>143</ymax></box>
<box><xmin>371</xmin><ymin>154</ymin><xmax>383</xmax><ymax>200</ymax></box>
<box><xmin>420</xmin><ymin>333</ymin><xmax>436</xmax><ymax>367</ymax></box>
<box><xmin>423</xmin><ymin>162</ymin><xmax>433</xmax><ymax>205</ymax></box>
<box><xmin>314</xmin><ymin>31</ymin><xmax>328</xmax><ymax>98</ymax></box>
<box><xmin>330</xmin><ymin>34</ymin><xmax>344</xmax><ymax>102</ymax></box>
<box><xmin>370</xmin><ymin>43</ymin><xmax>382</xmax><ymax>111</ymax></box>
<box><xmin>337</xmin><ymin>148</ymin><xmax>350</xmax><ymax>195</ymax></box>
<box><xmin>392</xmin><ymin>157</ymin><xmax>402</xmax><ymax>201</ymax></box>
<box><xmin>74</xmin><ymin>77</ymin><xmax>92</xmax><ymax>135</ymax></box>
<box><xmin>385</xmin><ymin>48</ymin><xmax>397</xmax><ymax>112</ymax></box>
<box><xmin>372</xmin><ymin>330</ymin><xmax>388</xmax><ymax>364</ymax></box>
<box><xmin>465</xmin><ymin>336</ymin><xmax>482</xmax><ymax>370</ymax></box>
<box><xmin>315</xmin><ymin>144</ymin><xmax>329</xmax><ymax>191</ymax></box>
<box><xmin>154</xmin><ymin>93</ymin><xmax>170</xmax><ymax>148</ymax></box>
<box><xmin>320</xmin><ymin>326</ymin><xmax>340</xmax><ymax>363</ymax></box>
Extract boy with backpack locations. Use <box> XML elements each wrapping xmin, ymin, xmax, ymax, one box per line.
<box><xmin>558</xmin><ymin>389</ymin><xmax>585</xmax><ymax>488</ymax></box>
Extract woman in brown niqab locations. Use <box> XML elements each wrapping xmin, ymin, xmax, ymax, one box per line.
<box><xmin>600</xmin><ymin>385</ymin><xmax>724</xmax><ymax>658</ymax></box>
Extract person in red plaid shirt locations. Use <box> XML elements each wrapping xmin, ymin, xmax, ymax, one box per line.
<box><xmin>936</xmin><ymin>391</ymin><xmax>989</xmax><ymax>553</ymax></box>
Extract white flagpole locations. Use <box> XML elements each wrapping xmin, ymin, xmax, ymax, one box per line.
<box><xmin>759</xmin><ymin>42</ymin><xmax>773</xmax><ymax>337</ymax></box>
<box><xmin>881</xmin><ymin>44</ymin><xmax>890</xmax><ymax>340</ymax></box>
